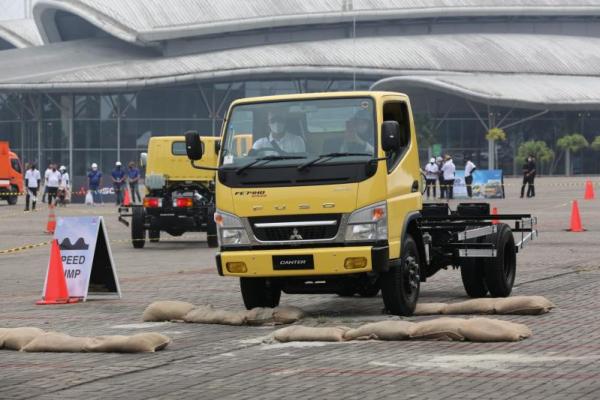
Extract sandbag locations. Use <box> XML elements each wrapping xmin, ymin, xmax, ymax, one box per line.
<box><xmin>22</xmin><ymin>332</ymin><xmax>93</xmax><ymax>353</ymax></box>
<box><xmin>273</xmin><ymin>326</ymin><xmax>349</xmax><ymax>342</ymax></box>
<box><xmin>184</xmin><ymin>306</ymin><xmax>247</xmax><ymax>326</ymax></box>
<box><xmin>410</xmin><ymin>318</ymin><xmax>466</xmax><ymax>341</ymax></box>
<box><xmin>88</xmin><ymin>333</ymin><xmax>171</xmax><ymax>353</ymax></box>
<box><xmin>0</xmin><ymin>328</ymin><xmax>9</xmax><ymax>348</ymax></box>
<box><xmin>414</xmin><ymin>303</ymin><xmax>447</xmax><ymax>315</ymax></box>
<box><xmin>3</xmin><ymin>327</ymin><xmax>46</xmax><ymax>350</ymax></box>
<box><xmin>343</xmin><ymin>321</ymin><xmax>415</xmax><ymax>341</ymax></box>
<box><xmin>494</xmin><ymin>296</ymin><xmax>555</xmax><ymax>315</ymax></box>
<box><xmin>272</xmin><ymin>306</ymin><xmax>306</xmax><ymax>324</ymax></box>
<box><xmin>459</xmin><ymin>318</ymin><xmax>532</xmax><ymax>342</ymax></box>
<box><xmin>443</xmin><ymin>298</ymin><xmax>497</xmax><ymax>315</ymax></box>
<box><xmin>142</xmin><ymin>300</ymin><xmax>196</xmax><ymax>322</ymax></box>
<box><xmin>245</xmin><ymin>308</ymin><xmax>275</xmax><ymax>326</ymax></box>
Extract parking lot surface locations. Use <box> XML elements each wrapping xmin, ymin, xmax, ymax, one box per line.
<box><xmin>1</xmin><ymin>176</ymin><xmax>600</xmax><ymax>400</ymax></box>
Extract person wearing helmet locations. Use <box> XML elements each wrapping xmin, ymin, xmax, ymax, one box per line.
<box><xmin>87</xmin><ymin>163</ymin><xmax>103</xmax><ymax>204</ymax></box>
<box><xmin>111</xmin><ymin>161</ymin><xmax>126</xmax><ymax>205</ymax></box>
<box><xmin>57</xmin><ymin>166</ymin><xmax>70</xmax><ymax>206</ymax></box>
<box><xmin>436</xmin><ymin>156</ymin><xmax>445</xmax><ymax>198</ymax></box>
<box><xmin>424</xmin><ymin>157</ymin><xmax>439</xmax><ymax>199</ymax></box>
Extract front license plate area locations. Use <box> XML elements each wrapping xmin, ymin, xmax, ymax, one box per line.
<box><xmin>273</xmin><ymin>255</ymin><xmax>314</xmax><ymax>270</ymax></box>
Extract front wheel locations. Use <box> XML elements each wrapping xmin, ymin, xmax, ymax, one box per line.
<box><xmin>6</xmin><ymin>186</ymin><xmax>18</xmax><ymax>205</ymax></box>
<box><xmin>381</xmin><ymin>235</ymin><xmax>420</xmax><ymax>316</ymax></box>
<box><xmin>484</xmin><ymin>223</ymin><xmax>516</xmax><ymax>297</ymax></box>
<box><xmin>240</xmin><ymin>278</ymin><xmax>281</xmax><ymax>309</ymax></box>
<box><xmin>131</xmin><ymin>207</ymin><xmax>146</xmax><ymax>249</ymax></box>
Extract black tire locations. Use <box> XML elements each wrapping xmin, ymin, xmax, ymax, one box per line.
<box><xmin>131</xmin><ymin>207</ymin><xmax>146</xmax><ymax>249</ymax></box>
<box><xmin>240</xmin><ymin>278</ymin><xmax>281</xmax><ymax>309</ymax></box>
<box><xmin>381</xmin><ymin>234</ymin><xmax>421</xmax><ymax>316</ymax></box>
<box><xmin>6</xmin><ymin>186</ymin><xmax>18</xmax><ymax>205</ymax></box>
<box><xmin>149</xmin><ymin>230</ymin><xmax>160</xmax><ymax>243</ymax></box>
<box><xmin>460</xmin><ymin>232</ymin><xmax>488</xmax><ymax>298</ymax></box>
<box><xmin>484</xmin><ymin>223</ymin><xmax>516</xmax><ymax>297</ymax></box>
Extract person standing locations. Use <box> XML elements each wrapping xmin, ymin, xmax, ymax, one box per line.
<box><xmin>520</xmin><ymin>155</ymin><xmax>536</xmax><ymax>198</ymax></box>
<box><xmin>127</xmin><ymin>161</ymin><xmax>142</xmax><ymax>203</ymax></box>
<box><xmin>42</xmin><ymin>162</ymin><xmax>52</xmax><ymax>203</ymax></box>
<box><xmin>58</xmin><ymin>166</ymin><xmax>70</xmax><ymax>206</ymax></box>
<box><xmin>424</xmin><ymin>158</ymin><xmax>439</xmax><ymax>199</ymax></box>
<box><xmin>45</xmin><ymin>164</ymin><xmax>62</xmax><ymax>206</ymax></box>
<box><xmin>111</xmin><ymin>161</ymin><xmax>126</xmax><ymax>205</ymax></box>
<box><xmin>436</xmin><ymin>156</ymin><xmax>445</xmax><ymax>199</ymax></box>
<box><xmin>24</xmin><ymin>164</ymin><xmax>41</xmax><ymax>211</ymax></box>
<box><xmin>88</xmin><ymin>163</ymin><xmax>103</xmax><ymax>204</ymax></box>
<box><xmin>464</xmin><ymin>156</ymin><xmax>477</xmax><ymax>198</ymax></box>
<box><xmin>441</xmin><ymin>154</ymin><xmax>456</xmax><ymax>200</ymax></box>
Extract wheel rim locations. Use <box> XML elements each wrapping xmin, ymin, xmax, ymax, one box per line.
<box><xmin>403</xmin><ymin>255</ymin><xmax>420</xmax><ymax>296</ymax></box>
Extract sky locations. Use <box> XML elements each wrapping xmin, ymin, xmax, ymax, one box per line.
<box><xmin>0</xmin><ymin>0</ymin><xmax>30</xmax><ymax>21</ymax></box>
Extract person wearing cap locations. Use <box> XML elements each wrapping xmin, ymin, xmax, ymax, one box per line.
<box><xmin>111</xmin><ymin>161</ymin><xmax>126</xmax><ymax>205</ymax></box>
<box><xmin>436</xmin><ymin>156</ymin><xmax>445</xmax><ymax>199</ymax></box>
<box><xmin>441</xmin><ymin>154</ymin><xmax>456</xmax><ymax>200</ymax></box>
<box><xmin>424</xmin><ymin>157</ymin><xmax>439</xmax><ymax>199</ymax></box>
<box><xmin>127</xmin><ymin>161</ymin><xmax>141</xmax><ymax>203</ymax></box>
<box><xmin>57</xmin><ymin>166</ymin><xmax>70</xmax><ymax>206</ymax></box>
<box><xmin>464</xmin><ymin>155</ymin><xmax>477</xmax><ymax>198</ymax></box>
<box><xmin>45</xmin><ymin>164</ymin><xmax>62</xmax><ymax>206</ymax></box>
<box><xmin>87</xmin><ymin>163</ymin><xmax>103</xmax><ymax>204</ymax></box>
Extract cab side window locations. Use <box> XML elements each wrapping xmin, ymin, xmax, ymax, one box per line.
<box><xmin>382</xmin><ymin>102</ymin><xmax>410</xmax><ymax>173</ymax></box>
<box><xmin>11</xmin><ymin>158</ymin><xmax>22</xmax><ymax>174</ymax></box>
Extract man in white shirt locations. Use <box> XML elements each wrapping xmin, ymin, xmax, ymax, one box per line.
<box><xmin>24</xmin><ymin>164</ymin><xmax>41</xmax><ymax>211</ymax></box>
<box><xmin>441</xmin><ymin>155</ymin><xmax>456</xmax><ymax>200</ymax></box>
<box><xmin>252</xmin><ymin>111</ymin><xmax>306</xmax><ymax>154</ymax></box>
<box><xmin>45</xmin><ymin>164</ymin><xmax>62</xmax><ymax>206</ymax></box>
<box><xmin>58</xmin><ymin>165</ymin><xmax>70</xmax><ymax>206</ymax></box>
<box><xmin>424</xmin><ymin>158</ymin><xmax>439</xmax><ymax>199</ymax></box>
<box><xmin>464</xmin><ymin>156</ymin><xmax>477</xmax><ymax>198</ymax></box>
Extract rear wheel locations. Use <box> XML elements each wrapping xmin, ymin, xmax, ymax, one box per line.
<box><xmin>484</xmin><ymin>223</ymin><xmax>516</xmax><ymax>297</ymax></box>
<box><xmin>240</xmin><ymin>278</ymin><xmax>281</xmax><ymax>309</ymax></box>
<box><xmin>149</xmin><ymin>229</ymin><xmax>160</xmax><ymax>243</ymax></box>
<box><xmin>381</xmin><ymin>234</ymin><xmax>420</xmax><ymax>316</ymax></box>
<box><xmin>6</xmin><ymin>186</ymin><xmax>18</xmax><ymax>205</ymax></box>
<box><xmin>460</xmin><ymin>233</ymin><xmax>488</xmax><ymax>297</ymax></box>
<box><xmin>131</xmin><ymin>207</ymin><xmax>146</xmax><ymax>249</ymax></box>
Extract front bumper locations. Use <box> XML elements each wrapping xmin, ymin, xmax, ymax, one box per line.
<box><xmin>216</xmin><ymin>245</ymin><xmax>388</xmax><ymax>277</ymax></box>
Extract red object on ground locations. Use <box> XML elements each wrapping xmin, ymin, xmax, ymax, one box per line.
<box><xmin>45</xmin><ymin>204</ymin><xmax>56</xmax><ymax>234</ymax></box>
<box><xmin>491</xmin><ymin>207</ymin><xmax>499</xmax><ymax>225</ymax></box>
<box><xmin>568</xmin><ymin>200</ymin><xmax>584</xmax><ymax>232</ymax></box>
<box><xmin>584</xmin><ymin>179</ymin><xmax>595</xmax><ymax>200</ymax></box>
<box><xmin>36</xmin><ymin>240</ymin><xmax>79</xmax><ymax>305</ymax></box>
<box><xmin>122</xmin><ymin>186</ymin><xmax>131</xmax><ymax>206</ymax></box>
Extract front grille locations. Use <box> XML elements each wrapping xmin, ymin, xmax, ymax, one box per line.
<box><xmin>250</xmin><ymin>214</ymin><xmax>341</xmax><ymax>242</ymax></box>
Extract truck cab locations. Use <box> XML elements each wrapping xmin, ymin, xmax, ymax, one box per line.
<box><xmin>186</xmin><ymin>91</ymin><xmax>536</xmax><ymax>316</ymax></box>
<box><xmin>0</xmin><ymin>141</ymin><xmax>24</xmax><ymax>205</ymax></box>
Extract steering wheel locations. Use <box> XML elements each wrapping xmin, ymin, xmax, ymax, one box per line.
<box><xmin>247</xmin><ymin>147</ymin><xmax>281</xmax><ymax>157</ymax></box>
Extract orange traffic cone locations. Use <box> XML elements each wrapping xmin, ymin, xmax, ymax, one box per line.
<box><xmin>584</xmin><ymin>179</ymin><xmax>595</xmax><ymax>200</ymax></box>
<box><xmin>568</xmin><ymin>200</ymin><xmax>584</xmax><ymax>232</ymax></box>
<box><xmin>45</xmin><ymin>204</ymin><xmax>56</xmax><ymax>234</ymax></box>
<box><xmin>491</xmin><ymin>207</ymin><xmax>499</xmax><ymax>225</ymax></box>
<box><xmin>122</xmin><ymin>186</ymin><xmax>131</xmax><ymax>206</ymax></box>
<box><xmin>36</xmin><ymin>240</ymin><xmax>79</xmax><ymax>305</ymax></box>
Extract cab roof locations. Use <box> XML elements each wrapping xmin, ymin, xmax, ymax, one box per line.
<box><xmin>229</xmin><ymin>91</ymin><xmax>409</xmax><ymax>107</ymax></box>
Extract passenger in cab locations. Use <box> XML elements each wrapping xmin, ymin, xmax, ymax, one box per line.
<box><xmin>323</xmin><ymin>111</ymin><xmax>374</xmax><ymax>154</ymax></box>
<box><xmin>252</xmin><ymin>111</ymin><xmax>306</xmax><ymax>154</ymax></box>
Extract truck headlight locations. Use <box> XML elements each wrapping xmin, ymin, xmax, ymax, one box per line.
<box><xmin>345</xmin><ymin>202</ymin><xmax>387</xmax><ymax>242</ymax></box>
<box><xmin>214</xmin><ymin>209</ymin><xmax>250</xmax><ymax>246</ymax></box>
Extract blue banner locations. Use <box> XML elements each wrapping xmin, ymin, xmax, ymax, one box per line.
<box><xmin>453</xmin><ymin>169</ymin><xmax>504</xmax><ymax>199</ymax></box>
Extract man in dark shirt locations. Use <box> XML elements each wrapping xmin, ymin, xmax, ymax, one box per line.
<box><xmin>111</xmin><ymin>161</ymin><xmax>126</xmax><ymax>205</ymax></box>
<box><xmin>520</xmin><ymin>155</ymin><xmax>536</xmax><ymax>198</ymax></box>
<box><xmin>128</xmin><ymin>161</ymin><xmax>142</xmax><ymax>203</ymax></box>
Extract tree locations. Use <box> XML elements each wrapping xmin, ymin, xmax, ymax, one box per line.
<box><xmin>556</xmin><ymin>133</ymin><xmax>588</xmax><ymax>176</ymax></box>
<box><xmin>517</xmin><ymin>140</ymin><xmax>554</xmax><ymax>175</ymax></box>
<box><xmin>591</xmin><ymin>136</ymin><xmax>600</xmax><ymax>152</ymax></box>
<box><xmin>485</xmin><ymin>128</ymin><xmax>506</xmax><ymax>169</ymax></box>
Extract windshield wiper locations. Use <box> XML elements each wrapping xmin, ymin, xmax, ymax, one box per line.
<box><xmin>235</xmin><ymin>155</ymin><xmax>306</xmax><ymax>175</ymax></box>
<box><xmin>297</xmin><ymin>152</ymin><xmax>372</xmax><ymax>171</ymax></box>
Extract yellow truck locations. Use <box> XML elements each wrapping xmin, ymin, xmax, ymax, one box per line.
<box><xmin>185</xmin><ymin>92</ymin><xmax>537</xmax><ymax>316</ymax></box>
<box><xmin>119</xmin><ymin>136</ymin><xmax>219</xmax><ymax>248</ymax></box>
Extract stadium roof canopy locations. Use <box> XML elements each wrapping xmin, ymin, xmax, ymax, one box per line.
<box><xmin>0</xmin><ymin>19</ymin><xmax>43</xmax><ymax>49</ymax></box>
<box><xmin>1</xmin><ymin>0</ymin><xmax>600</xmax><ymax>110</ymax></box>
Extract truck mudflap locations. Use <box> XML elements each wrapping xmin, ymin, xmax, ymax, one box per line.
<box><xmin>218</xmin><ymin>246</ymin><xmax>375</xmax><ymax>277</ymax></box>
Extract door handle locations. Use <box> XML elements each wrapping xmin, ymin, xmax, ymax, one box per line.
<box><xmin>411</xmin><ymin>180</ymin><xmax>419</xmax><ymax>193</ymax></box>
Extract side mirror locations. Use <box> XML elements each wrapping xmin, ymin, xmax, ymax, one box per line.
<box><xmin>381</xmin><ymin>121</ymin><xmax>409</xmax><ymax>152</ymax></box>
<box><xmin>139</xmin><ymin>152</ymin><xmax>147</xmax><ymax>168</ymax></box>
<box><xmin>185</xmin><ymin>131</ymin><xmax>203</xmax><ymax>160</ymax></box>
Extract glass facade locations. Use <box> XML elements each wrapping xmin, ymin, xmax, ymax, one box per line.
<box><xmin>1</xmin><ymin>77</ymin><xmax>600</xmax><ymax>194</ymax></box>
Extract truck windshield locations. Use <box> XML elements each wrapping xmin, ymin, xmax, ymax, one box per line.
<box><xmin>222</xmin><ymin>98</ymin><xmax>376</xmax><ymax>168</ymax></box>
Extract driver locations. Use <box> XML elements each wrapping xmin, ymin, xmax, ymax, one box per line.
<box><xmin>252</xmin><ymin>111</ymin><xmax>306</xmax><ymax>153</ymax></box>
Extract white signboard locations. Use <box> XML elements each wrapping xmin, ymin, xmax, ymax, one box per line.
<box><xmin>49</xmin><ymin>216</ymin><xmax>121</xmax><ymax>300</ymax></box>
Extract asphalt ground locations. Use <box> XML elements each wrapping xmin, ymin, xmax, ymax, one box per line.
<box><xmin>1</xmin><ymin>176</ymin><xmax>599</xmax><ymax>400</ymax></box>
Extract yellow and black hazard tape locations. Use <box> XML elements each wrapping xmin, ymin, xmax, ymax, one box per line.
<box><xmin>0</xmin><ymin>240</ymin><xmax>52</xmax><ymax>255</ymax></box>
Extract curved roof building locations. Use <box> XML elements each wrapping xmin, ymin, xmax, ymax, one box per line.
<box><xmin>1</xmin><ymin>0</ymin><xmax>600</xmax><ymax>177</ymax></box>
